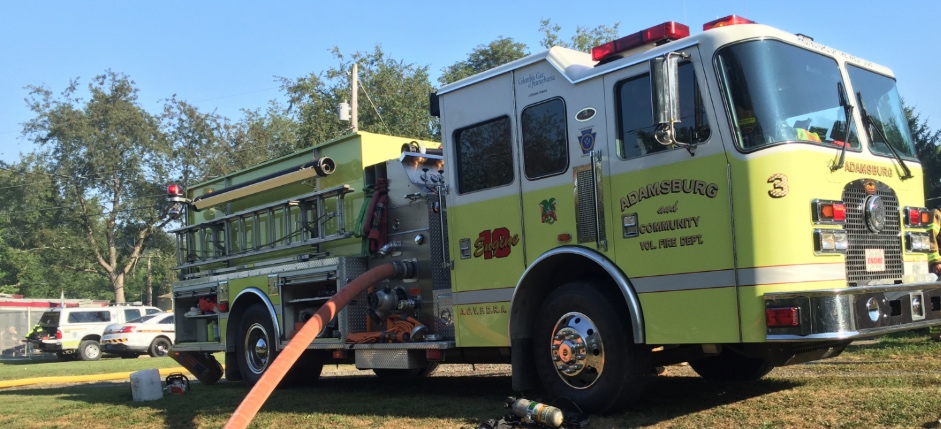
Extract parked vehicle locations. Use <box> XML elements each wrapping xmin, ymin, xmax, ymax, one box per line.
<box><xmin>101</xmin><ymin>313</ymin><xmax>175</xmax><ymax>358</ymax></box>
<box><xmin>29</xmin><ymin>304</ymin><xmax>162</xmax><ymax>361</ymax></box>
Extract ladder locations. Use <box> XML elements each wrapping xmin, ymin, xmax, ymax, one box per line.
<box><xmin>171</xmin><ymin>184</ymin><xmax>355</xmax><ymax>272</ymax></box>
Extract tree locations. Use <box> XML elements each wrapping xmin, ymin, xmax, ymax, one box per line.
<box><xmin>281</xmin><ymin>45</ymin><xmax>437</xmax><ymax>146</ymax></box>
<box><xmin>909</xmin><ymin>104</ymin><xmax>941</xmax><ymax>203</ymax></box>
<box><xmin>439</xmin><ymin>37</ymin><xmax>528</xmax><ymax>86</ymax></box>
<box><xmin>539</xmin><ymin>19</ymin><xmax>621</xmax><ymax>53</ymax></box>
<box><xmin>22</xmin><ymin>71</ymin><xmax>176</xmax><ymax>303</ymax></box>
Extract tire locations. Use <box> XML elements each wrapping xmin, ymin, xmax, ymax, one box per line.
<box><xmin>688</xmin><ymin>347</ymin><xmax>775</xmax><ymax>381</ymax></box>
<box><xmin>283</xmin><ymin>350</ymin><xmax>325</xmax><ymax>387</ymax></box>
<box><xmin>236</xmin><ymin>303</ymin><xmax>278</xmax><ymax>386</ymax></box>
<box><xmin>372</xmin><ymin>362</ymin><xmax>439</xmax><ymax>379</ymax></box>
<box><xmin>533</xmin><ymin>281</ymin><xmax>650</xmax><ymax>414</ymax></box>
<box><xmin>149</xmin><ymin>337</ymin><xmax>172</xmax><ymax>358</ymax></box>
<box><xmin>78</xmin><ymin>340</ymin><xmax>102</xmax><ymax>361</ymax></box>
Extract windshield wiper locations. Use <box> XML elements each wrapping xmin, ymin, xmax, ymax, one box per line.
<box><xmin>830</xmin><ymin>82</ymin><xmax>854</xmax><ymax>171</ymax></box>
<box><xmin>855</xmin><ymin>91</ymin><xmax>913</xmax><ymax>180</ymax></box>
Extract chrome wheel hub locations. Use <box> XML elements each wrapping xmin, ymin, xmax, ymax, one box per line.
<box><xmin>245</xmin><ymin>323</ymin><xmax>270</xmax><ymax>374</ymax></box>
<box><xmin>549</xmin><ymin>312</ymin><xmax>604</xmax><ymax>389</ymax></box>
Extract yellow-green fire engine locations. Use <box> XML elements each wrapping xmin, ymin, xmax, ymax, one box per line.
<box><xmin>167</xmin><ymin>16</ymin><xmax>941</xmax><ymax>413</ymax></box>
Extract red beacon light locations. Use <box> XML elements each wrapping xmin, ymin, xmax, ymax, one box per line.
<box><xmin>591</xmin><ymin>21</ymin><xmax>690</xmax><ymax>62</ymax></box>
<box><xmin>167</xmin><ymin>183</ymin><xmax>187</xmax><ymax>203</ymax></box>
<box><xmin>703</xmin><ymin>15</ymin><xmax>756</xmax><ymax>31</ymax></box>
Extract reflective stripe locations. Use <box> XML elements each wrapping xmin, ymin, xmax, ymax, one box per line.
<box><xmin>453</xmin><ymin>288</ymin><xmax>514</xmax><ymax>305</ymax></box>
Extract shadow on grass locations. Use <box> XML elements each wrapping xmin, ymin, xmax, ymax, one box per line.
<box><xmin>0</xmin><ymin>370</ymin><xmax>801</xmax><ymax>428</ymax></box>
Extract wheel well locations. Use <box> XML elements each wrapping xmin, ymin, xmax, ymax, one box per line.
<box><xmin>81</xmin><ymin>335</ymin><xmax>101</xmax><ymax>343</ymax></box>
<box><xmin>510</xmin><ymin>248</ymin><xmax>643</xmax><ymax>343</ymax></box>
<box><xmin>226</xmin><ymin>288</ymin><xmax>277</xmax><ymax>354</ymax></box>
<box><xmin>509</xmin><ymin>247</ymin><xmax>644</xmax><ymax>392</ymax></box>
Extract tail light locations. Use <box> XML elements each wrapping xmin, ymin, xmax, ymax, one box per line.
<box><xmin>55</xmin><ymin>329</ymin><xmax>62</xmax><ymax>340</ymax></box>
<box><xmin>119</xmin><ymin>326</ymin><xmax>138</xmax><ymax>334</ymax></box>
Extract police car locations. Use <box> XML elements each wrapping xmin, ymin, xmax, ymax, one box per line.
<box><xmin>100</xmin><ymin>313</ymin><xmax>175</xmax><ymax>358</ymax></box>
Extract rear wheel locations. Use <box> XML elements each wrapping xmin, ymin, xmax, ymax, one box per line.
<box><xmin>236</xmin><ymin>304</ymin><xmax>277</xmax><ymax>386</ymax></box>
<box><xmin>533</xmin><ymin>281</ymin><xmax>649</xmax><ymax>414</ymax></box>
<box><xmin>78</xmin><ymin>340</ymin><xmax>101</xmax><ymax>361</ymax></box>
<box><xmin>149</xmin><ymin>338</ymin><xmax>172</xmax><ymax>357</ymax></box>
<box><xmin>688</xmin><ymin>347</ymin><xmax>775</xmax><ymax>381</ymax></box>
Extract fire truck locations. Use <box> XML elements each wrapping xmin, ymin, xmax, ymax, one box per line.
<box><xmin>166</xmin><ymin>16</ymin><xmax>941</xmax><ymax>413</ymax></box>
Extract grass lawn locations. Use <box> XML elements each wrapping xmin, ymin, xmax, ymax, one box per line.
<box><xmin>0</xmin><ymin>332</ymin><xmax>939</xmax><ymax>428</ymax></box>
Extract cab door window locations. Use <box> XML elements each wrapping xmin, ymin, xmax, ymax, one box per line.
<box><xmin>616</xmin><ymin>62</ymin><xmax>708</xmax><ymax>159</ymax></box>
<box><xmin>521</xmin><ymin>98</ymin><xmax>568</xmax><ymax>179</ymax></box>
<box><xmin>454</xmin><ymin>116</ymin><xmax>513</xmax><ymax>194</ymax></box>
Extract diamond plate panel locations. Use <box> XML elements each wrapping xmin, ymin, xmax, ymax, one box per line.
<box><xmin>355</xmin><ymin>349</ymin><xmax>425</xmax><ymax>369</ymax></box>
<box><xmin>433</xmin><ymin>290</ymin><xmax>454</xmax><ymax>339</ymax></box>
<box><xmin>337</xmin><ymin>256</ymin><xmax>369</xmax><ymax>340</ymax></box>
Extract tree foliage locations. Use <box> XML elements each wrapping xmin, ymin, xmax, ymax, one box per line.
<box><xmin>909</xmin><ymin>104</ymin><xmax>941</xmax><ymax>203</ymax></box>
<box><xmin>282</xmin><ymin>46</ymin><xmax>437</xmax><ymax>145</ymax></box>
<box><xmin>20</xmin><ymin>71</ymin><xmax>175</xmax><ymax>303</ymax></box>
<box><xmin>439</xmin><ymin>37</ymin><xmax>529</xmax><ymax>85</ymax></box>
<box><xmin>539</xmin><ymin>19</ymin><xmax>620</xmax><ymax>52</ymax></box>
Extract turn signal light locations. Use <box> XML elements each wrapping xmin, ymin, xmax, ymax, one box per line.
<box><xmin>903</xmin><ymin>207</ymin><xmax>930</xmax><ymax>227</ymax></box>
<box><xmin>813</xmin><ymin>200</ymin><xmax>846</xmax><ymax>224</ymax></box>
<box><xmin>766</xmin><ymin>307</ymin><xmax>800</xmax><ymax>327</ymax></box>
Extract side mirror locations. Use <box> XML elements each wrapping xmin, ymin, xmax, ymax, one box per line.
<box><xmin>650</xmin><ymin>52</ymin><xmax>688</xmax><ymax>146</ymax></box>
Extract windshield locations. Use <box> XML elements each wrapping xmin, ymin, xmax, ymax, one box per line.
<box><xmin>716</xmin><ymin>40</ymin><xmax>859</xmax><ymax>151</ymax></box>
<box><xmin>846</xmin><ymin>65</ymin><xmax>917</xmax><ymax>160</ymax></box>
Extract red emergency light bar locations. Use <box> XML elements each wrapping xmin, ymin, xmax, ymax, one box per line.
<box><xmin>591</xmin><ymin>21</ymin><xmax>690</xmax><ymax>62</ymax></box>
<box><xmin>702</xmin><ymin>15</ymin><xmax>756</xmax><ymax>31</ymax></box>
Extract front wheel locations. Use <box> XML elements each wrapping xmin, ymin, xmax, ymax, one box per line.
<box><xmin>236</xmin><ymin>303</ymin><xmax>278</xmax><ymax>386</ymax></box>
<box><xmin>533</xmin><ymin>281</ymin><xmax>650</xmax><ymax>414</ymax></box>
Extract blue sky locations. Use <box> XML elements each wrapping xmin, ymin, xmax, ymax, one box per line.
<box><xmin>1</xmin><ymin>1</ymin><xmax>938</xmax><ymax>163</ymax></box>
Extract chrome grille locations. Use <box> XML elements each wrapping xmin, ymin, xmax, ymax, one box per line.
<box><xmin>843</xmin><ymin>180</ymin><xmax>903</xmax><ymax>285</ymax></box>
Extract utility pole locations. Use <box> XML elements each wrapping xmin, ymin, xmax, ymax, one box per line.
<box><xmin>351</xmin><ymin>63</ymin><xmax>359</xmax><ymax>132</ymax></box>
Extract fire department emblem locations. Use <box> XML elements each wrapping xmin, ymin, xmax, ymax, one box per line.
<box><xmin>579</xmin><ymin>129</ymin><xmax>596</xmax><ymax>154</ymax></box>
<box><xmin>540</xmin><ymin>198</ymin><xmax>558</xmax><ymax>224</ymax></box>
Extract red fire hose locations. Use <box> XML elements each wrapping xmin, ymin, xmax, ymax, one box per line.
<box><xmin>223</xmin><ymin>261</ymin><xmax>416</xmax><ymax>429</ymax></box>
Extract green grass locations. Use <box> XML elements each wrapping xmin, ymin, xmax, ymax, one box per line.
<box><xmin>0</xmin><ymin>334</ymin><xmax>940</xmax><ymax>428</ymax></box>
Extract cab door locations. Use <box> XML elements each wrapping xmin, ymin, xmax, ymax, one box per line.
<box><xmin>440</xmin><ymin>72</ymin><xmax>523</xmax><ymax>347</ymax></box>
<box><xmin>514</xmin><ymin>61</ymin><xmax>610</xmax><ymax>263</ymax></box>
<box><xmin>603</xmin><ymin>47</ymin><xmax>739</xmax><ymax>344</ymax></box>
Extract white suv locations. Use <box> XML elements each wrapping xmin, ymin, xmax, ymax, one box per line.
<box><xmin>29</xmin><ymin>305</ymin><xmax>162</xmax><ymax>361</ymax></box>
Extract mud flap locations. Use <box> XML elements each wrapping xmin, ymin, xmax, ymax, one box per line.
<box><xmin>170</xmin><ymin>351</ymin><xmax>223</xmax><ymax>385</ymax></box>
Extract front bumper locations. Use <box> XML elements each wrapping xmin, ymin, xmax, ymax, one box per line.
<box><xmin>765</xmin><ymin>282</ymin><xmax>941</xmax><ymax>341</ymax></box>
